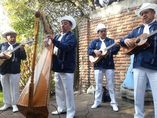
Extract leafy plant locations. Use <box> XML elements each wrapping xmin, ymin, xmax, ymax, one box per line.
<box><xmin>0</xmin><ymin>91</ymin><xmax>3</xmax><ymax>106</ymax></box>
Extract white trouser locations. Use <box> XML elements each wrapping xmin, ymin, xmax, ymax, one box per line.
<box><xmin>94</xmin><ymin>69</ymin><xmax>117</xmax><ymax>105</ymax></box>
<box><xmin>0</xmin><ymin>74</ymin><xmax>20</xmax><ymax>105</ymax></box>
<box><xmin>133</xmin><ymin>67</ymin><xmax>157</xmax><ymax>118</ymax></box>
<box><xmin>54</xmin><ymin>72</ymin><xmax>75</xmax><ymax>118</ymax></box>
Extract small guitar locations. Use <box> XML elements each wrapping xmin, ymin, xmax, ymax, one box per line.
<box><xmin>89</xmin><ymin>41</ymin><xmax>119</xmax><ymax>63</ymax></box>
<box><xmin>124</xmin><ymin>29</ymin><xmax>157</xmax><ymax>55</ymax></box>
<box><xmin>0</xmin><ymin>40</ymin><xmax>34</xmax><ymax>66</ymax></box>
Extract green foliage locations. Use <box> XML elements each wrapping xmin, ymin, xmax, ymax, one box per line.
<box><xmin>1</xmin><ymin>0</ymin><xmax>94</xmax><ymax>37</ymax></box>
<box><xmin>27</xmin><ymin>0</ymin><xmax>94</xmax><ymax>33</ymax></box>
<box><xmin>0</xmin><ymin>38</ymin><xmax>5</xmax><ymax>43</ymax></box>
<box><xmin>2</xmin><ymin>0</ymin><xmax>37</xmax><ymax>38</ymax></box>
<box><xmin>1</xmin><ymin>0</ymin><xmax>39</xmax><ymax>89</ymax></box>
<box><xmin>20</xmin><ymin>45</ymin><xmax>34</xmax><ymax>88</ymax></box>
<box><xmin>0</xmin><ymin>91</ymin><xmax>3</xmax><ymax>106</ymax></box>
<box><xmin>1</xmin><ymin>0</ymin><xmax>88</xmax><ymax>93</ymax></box>
<box><xmin>49</xmin><ymin>72</ymin><xmax>55</xmax><ymax>95</ymax></box>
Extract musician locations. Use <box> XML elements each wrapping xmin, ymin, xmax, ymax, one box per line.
<box><xmin>0</xmin><ymin>30</ymin><xmax>26</xmax><ymax>112</ymax></box>
<box><xmin>120</xmin><ymin>3</ymin><xmax>157</xmax><ymax>118</ymax></box>
<box><xmin>88</xmin><ymin>23</ymin><xmax>120</xmax><ymax>111</ymax></box>
<box><xmin>46</xmin><ymin>15</ymin><xmax>77</xmax><ymax>118</ymax></box>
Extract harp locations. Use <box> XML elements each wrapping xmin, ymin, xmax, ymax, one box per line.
<box><xmin>17</xmin><ymin>11</ymin><xmax>53</xmax><ymax>118</ymax></box>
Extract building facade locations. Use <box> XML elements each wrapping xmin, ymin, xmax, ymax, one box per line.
<box><xmin>78</xmin><ymin>0</ymin><xmax>157</xmax><ymax>92</ymax></box>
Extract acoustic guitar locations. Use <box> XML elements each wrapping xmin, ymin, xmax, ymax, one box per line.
<box><xmin>0</xmin><ymin>40</ymin><xmax>33</xmax><ymax>66</ymax></box>
<box><xmin>124</xmin><ymin>29</ymin><xmax>157</xmax><ymax>55</ymax></box>
<box><xmin>89</xmin><ymin>41</ymin><xmax>119</xmax><ymax>63</ymax></box>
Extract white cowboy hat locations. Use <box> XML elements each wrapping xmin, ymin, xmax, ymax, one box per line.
<box><xmin>96</xmin><ymin>23</ymin><xmax>107</xmax><ymax>32</ymax></box>
<box><xmin>136</xmin><ymin>3</ymin><xmax>157</xmax><ymax>16</ymax></box>
<box><xmin>59</xmin><ymin>15</ymin><xmax>76</xmax><ymax>30</ymax></box>
<box><xmin>2</xmin><ymin>29</ymin><xmax>17</xmax><ymax>38</ymax></box>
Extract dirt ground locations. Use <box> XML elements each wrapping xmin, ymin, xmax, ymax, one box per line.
<box><xmin>0</xmin><ymin>93</ymin><xmax>154</xmax><ymax>118</ymax></box>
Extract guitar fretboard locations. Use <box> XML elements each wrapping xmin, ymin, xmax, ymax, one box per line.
<box><xmin>9</xmin><ymin>40</ymin><xmax>33</xmax><ymax>53</ymax></box>
<box><xmin>106</xmin><ymin>42</ymin><xmax>118</xmax><ymax>50</ymax></box>
<box><xmin>9</xmin><ymin>44</ymin><xmax>23</xmax><ymax>53</ymax></box>
<box><xmin>147</xmin><ymin>30</ymin><xmax>157</xmax><ymax>38</ymax></box>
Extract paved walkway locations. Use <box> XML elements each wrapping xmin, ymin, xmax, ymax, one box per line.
<box><xmin>0</xmin><ymin>93</ymin><xmax>154</xmax><ymax>118</ymax></box>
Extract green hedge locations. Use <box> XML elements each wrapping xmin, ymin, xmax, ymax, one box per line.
<box><xmin>0</xmin><ymin>91</ymin><xmax>3</xmax><ymax>106</ymax></box>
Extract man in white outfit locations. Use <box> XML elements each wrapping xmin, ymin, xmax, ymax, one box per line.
<box><xmin>0</xmin><ymin>30</ymin><xmax>26</xmax><ymax>112</ymax></box>
<box><xmin>88</xmin><ymin>23</ymin><xmax>120</xmax><ymax>111</ymax></box>
<box><xmin>48</xmin><ymin>15</ymin><xmax>77</xmax><ymax>118</ymax></box>
<box><xmin>120</xmin><ymin>3</ymin><xmax>157</xmax><ymax>118</ymax></box>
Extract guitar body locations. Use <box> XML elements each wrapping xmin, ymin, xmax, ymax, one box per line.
<box><xmin>0</xmin><ymin>52</ymin><xmax>12</xmax><ymax>66</ymax></box>
<box><xmin>0</xmin><ymin>59</ymin><xmax>5</xmax><ymax>66</ymax></box>
<box><xmin>90</xmin><ymin>48</ymin><xmax>108</xmax><ymax>63</ymax></box>
<box><xmin>89</xmin><ymin>55</ymin><xmax>101</xmax><ymax>63</ymax></box>
<box><xmin>89</xmin><ymin>42</ymin><xmax>108</xmax><ymax>63</ymax></box>
<box><xmin>89</xmin><ymin>51</ymin><xmax>108</xmax><ymax>63</ymax></box>
<box><xmin>0</xmin><ymin>40</ymin><xmax>33</xmax><ymax>66</ymax></box>
<box><xmin>125</xmin><ymin>42</ymin><xmax>150</xmax><ymax>55</ymax></box>
<box><xmin>89</xmin><ymin>41</ymin><xmax>119</xmax><ymax>63</ymax></box>
<box><xmin>124</xmin><ymin>33</ymin><xmax>151</xmax><ymax>55</ymax></box>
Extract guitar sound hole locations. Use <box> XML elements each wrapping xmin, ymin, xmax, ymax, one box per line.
<box><xmin>136</xmin><ymin>38</ymin><xmax>140</xmax><ymax>44</ymax></box>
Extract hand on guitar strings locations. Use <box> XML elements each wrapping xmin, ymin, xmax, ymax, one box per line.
<box><xmin>94</xmin><ymin>49</ymin><xmax>103</xmax><ymax>57</ymax></box>
<box><xmin>124</xmin><ymin>38</ymin><xmax>136</xmax><ymax>48</ymax></box>
<box><xmin>0</xmin><ymin>52</ymin><xmax>12</xmax><ymax>59</ymax></box>
<box><xmin>124</xmin><ymin>33</ymin><xmax>149</xmax><ymax>48</ymax></box>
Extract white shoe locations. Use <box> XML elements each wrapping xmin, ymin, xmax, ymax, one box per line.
<box><xmin>52</xmin><ymin>110</ymin><xmax>66</xmax><ymax>115</ymax></box>
<box><xmin>91</xmin><ymin>104</ymin><xmax>100</xmax><ymax>109</ymax></box>
<box><xmin>12</xmin><ymin>105</ymin><xmax>19</xmax><ymax>112</ymax></box>
<box><xmin>111</xmin><ymin>104</ymin><xmax>119</xmax><ymax>112</ymax></box>
<box><xmin>0</xmin><ymin>104</ymin><xmax>11</xmax><ymax>111</ymax></box>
